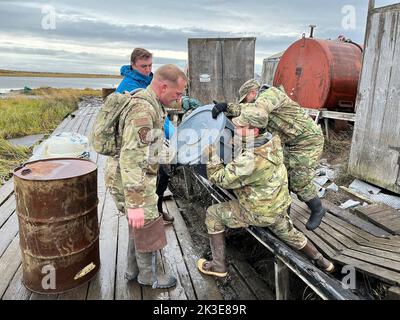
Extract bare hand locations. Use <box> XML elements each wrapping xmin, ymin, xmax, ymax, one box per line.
<box><xmin>127</xmin><ymin>208</ymin><xmax>145</xmax><ymax>229</ymax></box>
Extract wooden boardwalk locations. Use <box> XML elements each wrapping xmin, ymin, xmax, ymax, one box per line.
<box><xmin>0</xmin><ymin>98</ymin><xmax>224</xmax><ymax>300</ymax></box>
<box><xmin>291</xmin><ymin>199</ymin><xmax>400</xmax><ymax>287</ymax></box>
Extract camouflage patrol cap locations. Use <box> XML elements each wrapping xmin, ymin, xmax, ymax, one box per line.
<box><xmin>238</xmin><ymin>79</ymin><xmax>261</xmax><ymax>103</ymax></box>
<box><xmin>232</xmin><ymin>107</ymin><xmax>267</xmax><ymax>129</ymax></box>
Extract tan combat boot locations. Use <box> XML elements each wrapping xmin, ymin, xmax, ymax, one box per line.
<box><xmin>197</xmin><ymin>232</ymin><xmax>228</xmax><ymax>278</ymax></box>
<box><xmin>136</xmin><ymin>251</ymin><xmax>177</xmax><ymax>289</ymax></box>
<box><xmin>125</xmin><ymin>236</ymin><xmax>139</xmax><ymax>281</ymax></box>
<box><xmin>300</xmin><ymin>240</ymin><xmax>334</xmax><ymax>272</ymax></box>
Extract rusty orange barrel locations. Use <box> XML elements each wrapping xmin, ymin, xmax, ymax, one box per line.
<box><xmin>274</xmin><ymin>37</ymin><xmax>362</xmax><ymax>111</ymax></box>
<box><xmin>13</xmin><ymin>158</ymin><xmax>100</xmax><ymax>294</ymax></box>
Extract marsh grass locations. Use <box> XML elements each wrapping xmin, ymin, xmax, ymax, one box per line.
<box><xmin>0</xmin><ymin>88</ymin><xmax>100</xmax><ymax>184</ymax></box>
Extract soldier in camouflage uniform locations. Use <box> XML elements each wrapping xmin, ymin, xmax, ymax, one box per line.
<box><xmin>104</xmin><ymin>64</ymin><xmax>187</xmax><ymax>289</ymax></box>
<box><xmin>212</xmin><ymin>79</ymin><xmax>326</xmax><ymax>231</ymax></box>
<box><xmin>197</xmin><ymin>111</ymin><xmax>334</xmax><ymax>278</ymax></box>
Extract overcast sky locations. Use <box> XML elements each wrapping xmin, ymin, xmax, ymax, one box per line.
<box><xmin>0</xmin><ymin>0</ymin><xmax>397</xmax><ymax>74</ymax></box>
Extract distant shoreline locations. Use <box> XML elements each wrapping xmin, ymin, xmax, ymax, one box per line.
<box><xmin>0</xmin><ymin>69</ymin><xmax>122</xmax><ymax>79</ymax></box>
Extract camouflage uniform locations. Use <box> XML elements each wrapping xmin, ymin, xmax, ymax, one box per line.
<box><xmin>206</xmin><ymin>134</ymin><xmax>307</xmax><ymax>250</ymax></box>
<box><xmin>104</xmin><ymin>87</ymin><xmax>165</xmax><ymax>220</ymax></box>
<box><xmin>227</xmin><ymin>84</ymin><xmax>324</xmax><ymax>202</ymax></box>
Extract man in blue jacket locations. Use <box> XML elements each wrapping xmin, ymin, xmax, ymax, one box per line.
<box><xmin>116</xmin><ymin>48</ymin><xmax>153</xmax><ymax>93</ymax></box>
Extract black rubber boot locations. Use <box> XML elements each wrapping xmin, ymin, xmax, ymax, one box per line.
<box><xmin>305</xmin><ymin>197</ymin><xmax>326</xmax><ymax>231</ymax></box>
<box><xmin>157</xmin><ymin>196</ymin><xmax>174</xmax><ymax>225</ymax></box>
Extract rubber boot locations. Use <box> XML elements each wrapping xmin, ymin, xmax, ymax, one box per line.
<box><xmin>136</xmin><ymin>251</ymin><xmax>177</xmax><ymax>289</ymax></box>
<box><xmin>305</xmin><ymin>197</ymin><xmax>326</xmax><ymax>231</ymax></box>
<box><xmin>125</xmin><ymin>236</ymin><xmax>139</xmax><ymax>281</ymax></box>
<box><xmin>197</xmin><ymin>232</ymin><xmax>228</xmax><ymax>278</ymax></box>
<box><xmin>157</xmin><ymin>196</ymin><xmax>174</xmax><ymax>225</ymax></box>
<box><xmin>299</xmin><ymin>240</ymin><xmax>334</xmax><ymax>272</ymax></box>
<box><xmin>287</xmin><ymin>204</ymin><xmax>291</xmax><ymax>216</ymax></box>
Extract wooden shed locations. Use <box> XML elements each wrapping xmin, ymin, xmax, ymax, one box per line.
<box><xmin>261</xmin><ymin>51</ymin><xmax>284</xmax><ymax>85</ymax></box>
<box><xmin>348</xmin><ymin>1</ymin><xmax>400</xmax><ymax>194</ymax></box>
<box><xmin>187</xmin><ymin>37</ymin><xmax>256</xmax><ymax>105</ymax></box>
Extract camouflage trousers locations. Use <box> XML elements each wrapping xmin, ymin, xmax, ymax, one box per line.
<box><xmin>285</xmin><ymin>136</ymin><xmax>324</xmax><ymax>202</ymax></box>
<box><xmin>104</xmin><ymin>157</ymin><xmax>159</xmax><ymax>220</ymax></box>
<box><xmin>206</xmin><ymin>200</ymin><xmax>307</xmax><ymax>250</ymax></box>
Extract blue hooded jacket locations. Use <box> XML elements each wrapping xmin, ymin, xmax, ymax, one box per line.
<box><xmin>115</xmin><ymin>65</ymin><xmax>153</xmax><ymax>93</ymax></box>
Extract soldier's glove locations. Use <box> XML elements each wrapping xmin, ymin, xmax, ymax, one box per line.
<box><xmin>211</xmin><ymin>101</ymin><xmax>228</xmax><ymax>119</ymax></box>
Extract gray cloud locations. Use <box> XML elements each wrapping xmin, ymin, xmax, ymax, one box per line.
<box><xmin>0</xmin><ymin>0</ymin><xmax>379</xmax><ymax>74</ymax></box>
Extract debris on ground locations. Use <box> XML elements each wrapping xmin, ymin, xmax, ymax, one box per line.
<box><xmin>339</xmin><ymin>199</ymin><xmax>361</xmax><ymax>209</ymax></box>
<box><xmin>349</xmin><ymin>179</ymin><xmax>400</xmax><ymax>210</ymax></box>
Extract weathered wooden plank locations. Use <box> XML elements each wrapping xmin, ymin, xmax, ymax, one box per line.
<box><xmin>115</xmin><ymin>215</ymin><xmax>142</xmax><ymax>300</ymax></box>
<box><xmin>0</xmin><ymin>236</ymin><xmax>22</xmax><ymax>298</ymax></box>
<box><xmin>275</xmin><ymin>259</ymin><xmax>290</xmax><ymax>300</ymax></box>
<box><xmin>0</xmin><ymin>195</ymin><xmax>16</xmax><ymax>228</ymax></box>
<box><xmin>386</xmin><ymin>286</ymin><xmax>400</xmax><ymax>300</ymax></box>
<box><xmin>352</xmin><ymin>207</ymin><xmax>400</xmax><ymax>236</ymax></box>
<box><xmin>322</xmin><ymin>200</ymin><xmax>391</xmax><ymax>238</ymax></box>
<box><xmin>348</xmin><ymin>4</ymin><xmax>400</xmax><ymax>195</ymax></box>
<box><xmin>0</xmin><ymin>180</ymin><xmax>13</xmax><ymax>207</ymax></box>
<box><xmin>355</xmin><ymin>203</ymin><xmax>393</xmax><ymax>216</ymax></box>
<box><xmin>86</xmin><ymin>191</ymin><xmax>119</xmax><ymax>300</ymax></box>
<box><xmin>292</xmin><ymin>205</ymin><xmax>356</xmax><ymax>250</ymax></box>
<box><xmin>2</xmin><ymin>264</ymin><xmax>32</xmax><ymax>300</ymax></box>
<box><xmin>297</xmin><ymin>205</ymin><xmax>400</xmax><ymax>252</ymax></box>
<box><xmin>334</xmin><ymin>255</ymin><xmax>400</xmax><ymax>286</ymax></box>
<box><xmin>0</xmin><ymin>213</ymin><xmax>19</xmax><ymax>257</ymax></box>
<box><xmin>291</xmin><ymin>214</ymin><xmax>339</xmax><ymax>258</ymax></box>
<box><xmin>188</xmin><ymin>38</ymin><xmax>256</xmax><ymax>105</ymax></box>
<box><xmin>164</xmin><ymin>199</ymin><xmax>222</xmax><ymax>300</ymax></box>
<box><xmin>338</xmin><ymin>186</ymin><xmax>375</xmax><ymax>204</ymax></box>
<box><xmin>163</xmin><ymin>212</ymin><xmax>196</xmax><ymax>300</ymax></box>
<box><xmin>321</xmin><ymin>209</ymin><xmax>400</xmax><ymax>247</ymax></box>
<box><xmin>340</xmin><ymin>248</ymin><xmax>400</xmax><ymax>273</ymax></box>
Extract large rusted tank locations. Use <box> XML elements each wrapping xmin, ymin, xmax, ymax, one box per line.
<box><xmin>273</xmin><ymin>36</ymin><xmax>362</xmax><ymax>110</ymax></box>
<box><xmin>13</xmin><ymin>158</ymin><xmax>100</xmax><ymax>294</ymax></box>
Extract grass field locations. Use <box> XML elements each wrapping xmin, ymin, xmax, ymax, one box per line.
<box><xmin>0</xmin><ymin>88</ymin><xmax>101</xmax><ymax>184</ymax></box>
<box><xmin>0</xmin><ymin>69</ymin><xmax>122</xmax><ymax>78</ymax></box>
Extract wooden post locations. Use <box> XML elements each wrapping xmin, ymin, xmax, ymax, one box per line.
<box><xmin>275</xmin><ymin>259</ymin><xmax>290</xmax><ymax>300</ymax></box>
<box><xmin>324</xmin><ymin>118</ymin><xmax>329</xmax><ymax>142</ymax></box>
<box><xmin>368</xmin><ymin>0</ymin><xmax>375</xmax><ymax>12</ymax></box>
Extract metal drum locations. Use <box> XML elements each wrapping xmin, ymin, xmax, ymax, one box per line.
<box><xmin>13</xmin><ymin>158</ymin><xmax>100</xmax><ymax>294</ymax></box>
<box><xmin>274</xmin><ymin>37</ymin><xmax>362</xmax><ymax>111</ymax></box>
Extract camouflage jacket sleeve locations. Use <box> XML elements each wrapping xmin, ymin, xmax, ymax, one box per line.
<box><xmin>226</xmin><ymin>103</ymin><xmax>242</xmax><ymax>117</ymax></box>
<box><xmin>227</xmin><ymin>87</ymin><xmax>285</xmax><ymax>119</ymax></box>
<box><xmin>207</xmin><ymin>151</ymin><xmax>259</xmax><ymax>189</ymax></box>
<box><xmin>119</xmin><ymin>103</ymin><xmax>160</xmax><ymax>209</ymax></box>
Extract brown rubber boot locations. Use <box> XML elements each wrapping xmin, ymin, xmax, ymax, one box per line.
<box><xmin>197</xmin><ymin>232</ymin><xmax>228</xmax><ymax>277</ymax></box>
<box><xmin>125</xmin><ymin>236</ymin><xmax>139</xmax><ymax>281</ymax></box>
<box><xmin>299</xmin><ymin>240</ymin><xmax>334</xmax><ymax>272</ymax></box>
<box><xmin>136</xmin><ymin>251</ymin><xmax>177</xmax><ymax>289</ymax></box>
<box><xmin>157</xmin><ymin>196</ymin><xmax>174</xmax><ymax>225</ymax></box>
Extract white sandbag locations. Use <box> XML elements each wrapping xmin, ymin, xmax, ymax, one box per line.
<box><xmin>30</xmin><ymin>132</ymin><xmax>90</xmax><ymax>160</ymax></box>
